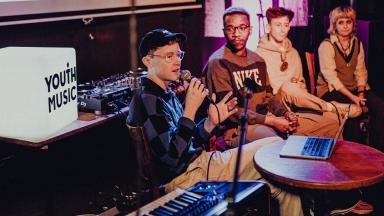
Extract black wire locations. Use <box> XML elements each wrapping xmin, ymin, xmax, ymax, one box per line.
<box><xmin>0</xmin><ymin>155</ymin><xmax>15</xmax><ymax>168</ymax></box>
<box><xmin>109</xmin><ymin>102</ymin><xmax>128</xmax><ymax>126</ymax></box>
<box><xmin>206</xmin><ymin>103</ymin><xmax>220</xmax><ymax>180</ymax></box>
<box><xmin>206</xmin><ymin>150</ymin><xmax>216</xmax><ymax>181</ymax></box>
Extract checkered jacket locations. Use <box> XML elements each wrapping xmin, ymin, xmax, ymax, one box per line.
<box><xmin>127</xmin><ymin>77</ymin><xmax>211</xmax><ymax>184</ymax></box>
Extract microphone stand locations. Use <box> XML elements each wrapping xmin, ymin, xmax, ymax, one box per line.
<box><xmin>257</xmin><ymin>0</ymin><xmax>266</xmax><ymax>40</ymax></box>
<box><xmin>226</xmin><ymin>83</ymin><xmax>254</xmax><ymax>215</ymax></box>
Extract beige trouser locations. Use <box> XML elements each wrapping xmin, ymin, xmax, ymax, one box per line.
<box><xmin>280</xmin><ymin>82</ymin><xmax>329</xmax><ymax>113</ymax></box>
<box><xmin>295</xmin><ymin>112</ymin><xmax>340</xmax><ymax>138</ymax></box>
<box><xmin>223</xmin><ymin>124</ymin><xmax>279</xmax><ymax>148</ymax></box>
<box><xmin>279</xmin><ymin>82</ymin><xmax>341</xmax><ymax>138</ymax></box>
<box><xmin>165</xmin><ymin>137</ymin><xmax>304</xmax><ymax>216</ymax></box>
<box><xmin>224</xmin><ymin>111</ymin><xmax>340</xmax><ymax>148</ymax></box>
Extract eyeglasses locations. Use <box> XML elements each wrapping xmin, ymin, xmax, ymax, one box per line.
<box><xmin>224</xmin><ymin>25</ymin><xmax>250</xmax><ymax>34</ymax></box>
<box><xmin>150</xmin><ymin>50</ymin><xmax>185</xmax><ymax>63</ymax></box>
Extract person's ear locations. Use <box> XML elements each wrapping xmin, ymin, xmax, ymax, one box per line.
<box><xmin>249</xmin><ymin>26</ymin><xmax>253</xmax><ymax>35</ymax></box>
<box><xmin>142</xmin><ymin>56</ymin><xmax>152</xmax><ymax>68</ymax></box>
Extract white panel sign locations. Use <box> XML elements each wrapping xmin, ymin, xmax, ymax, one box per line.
<box><xmin>0</xmin><ymin>47</ymin><xmax>78</xmax><ymax>142</ymax></box>
<box><xmin>279</xmin><ymin>0</ymin><xmax>308</xmax><ymax>26</ymax></box>
<box><xmin>204</xmin><ymin>0</ymin><xmax>225</xmax><ymax>37</ymax></box>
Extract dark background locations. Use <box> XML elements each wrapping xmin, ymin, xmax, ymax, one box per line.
<box><xmin>0</xmin><ymin>0</ymin><xmax>383</xmax><ymax>215</ymax></box>
<box><xmin>0</xmin><ymin>9</ymin><xmax>204</xmax><ymax>84</ymax></box>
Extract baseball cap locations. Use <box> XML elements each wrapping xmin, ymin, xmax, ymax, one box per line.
<box><xmin>139</xmin><ymin>29</ymin><xmax>186</xmax><ymax>58</ymax></box>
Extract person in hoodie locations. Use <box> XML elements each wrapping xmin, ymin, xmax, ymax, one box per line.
<box><xmin>256</xmin><ymin>7</ymin><xmax>362</xmax><ymax>120</ymax></box>
<box><xmin>202</xmin><ymin>6</ymin><xmax>339</xmax><ymax>148</ymax></box>
<box><xmin>256</xmin><ymin>7</ymin><xmax>375</xmax><ymax>214</ymax></box>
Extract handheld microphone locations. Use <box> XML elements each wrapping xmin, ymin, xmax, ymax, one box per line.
<box><xmin>179</xmin><ymin>69</ymin><xmax>213</xmax><ymax>104</ymax></box>
<box><xmin>179</xmin><ymin>69</ymin><xmax>193</xmax><ymax>82</ymax></box>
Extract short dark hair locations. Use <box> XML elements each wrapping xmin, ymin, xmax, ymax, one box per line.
<box><xmin>139</xmin><ymin>28</ymin><xmax>186</xmax><ymax>58</ymax></box>
<box><xmin>223</xmin><ymin>6</ymin><xmax>250</xmax><ymax>26</ymax></box>
<box><xmin>266</xmin><ymin>7</ymin><xmax>294</xmax><ymax>23</ymax></box>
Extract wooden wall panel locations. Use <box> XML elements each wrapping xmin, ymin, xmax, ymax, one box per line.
<box><xmin>0</xmin><ymin>9</ymin><xmax>204</xmax><ymax>83</ymax></box>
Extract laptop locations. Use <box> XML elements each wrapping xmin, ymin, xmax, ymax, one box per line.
<box><xmin>280</xmin><ymin>113</ymin><xmax>348</xmax><ymax>160</ymax></box>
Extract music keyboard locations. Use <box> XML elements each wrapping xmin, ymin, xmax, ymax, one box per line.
<box><xmin>120</xmin><ymin>181</ymin><xmax>269</xmax><ymax>216</ymax></box>
<box><xmin>127</xmin><ymin>188</ymin><xmax>227</xmax><ymax>216</ymax></box>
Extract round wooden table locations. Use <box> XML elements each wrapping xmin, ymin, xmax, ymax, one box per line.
<box><xmin>254</xmin><ymin>140</ymin><xmax>384</xmax><ymax>190</ymax></box>
<box><xmin>254</xmin><ymin>140</ymin><xmax>384</xmax><ymax>215</ymax></box>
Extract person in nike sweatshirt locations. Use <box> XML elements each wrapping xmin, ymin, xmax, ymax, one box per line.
<box><xmin>202</xmin><ymin>6</ymin><xmax>340</xmax><ymax>150</ymax></box>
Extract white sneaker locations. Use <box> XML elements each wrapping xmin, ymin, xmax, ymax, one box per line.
<box><xmin>329</xmin><ymin>200</ymin><xmax>374</xmax><ymax>215</ymax></box>
<box><xmin>330</xmin><ymin>101</ymin><xmax>362</xmax><ymax>119</ymax></box>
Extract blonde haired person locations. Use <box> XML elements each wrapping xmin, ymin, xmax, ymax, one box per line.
<box><xmin>318</xmin><ymin>6</ymin><xmax>363</xmax><ymax>101</ymax></box>
<box><xmin>256</xmin><ymin>6</ymin><xmax>361</xmax><ymax>123</ymax></box>
<box><xmin>318</xmin><ymin>6</ymin><xmax>384</xmax><ymax>151</ymax></box>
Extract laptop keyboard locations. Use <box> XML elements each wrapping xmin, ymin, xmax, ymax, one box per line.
<box><xmin>301</xmin><ymin>138</ymin><xmax>331</xmax><ymax>157</ymax></box>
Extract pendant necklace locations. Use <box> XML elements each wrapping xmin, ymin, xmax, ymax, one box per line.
<box><xmin>280</xmin><ymin>52</ymin><xmax>288</xmax><ymax>72</ymax></box>
<box><xmin>340</xmin><ymin>41</ymin><xmax>350</xmax><ymax>57</ymax></box>
<box><xmin>338</xmin><ymin>36</ymin><xmax>351</xmax><ymax>66</ymax></box>
<box><xmin>270</xmin><ymin>34</ymin><xmax>288</xmax><ymax>72</ymax></box>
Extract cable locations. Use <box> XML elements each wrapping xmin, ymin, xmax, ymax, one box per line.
<box><xmin>206</xmin><ymin>150</ymin><xmax>216</xmax><ymax>181</ymax></box>
<box><xmin>206</xmin><ymin>103</ymin><xmax>221</xmax><ymax>181</ymax></box>
<box><xmin>108</xmin><ymin>102</ymin><xmax>128</xmax><ymax>127</ymax></box>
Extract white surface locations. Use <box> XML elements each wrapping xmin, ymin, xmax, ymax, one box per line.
<box><xmin>279</xmin><ymin>0</ymin><xmax>308</xmax><ymax>26</ymax></box>
<box><xmin>0</xmin><ymin>47</ymin><xmax>78</xmax><ymax>142</ymax></box>
<box><xmin>204</xmin><ymin>0</ymin><xmax>225</xmax><ymax>37</ymax></box>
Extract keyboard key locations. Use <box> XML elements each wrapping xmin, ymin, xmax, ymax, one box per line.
<box><xmin>165</xmin><ymin>201</ymin><xmax>183</xmax><ymax>211</ymax></box>
<box><xmin>176</xmin><ymin>196</ymin><xmax>194</xmax><ymax>204</ymax></box>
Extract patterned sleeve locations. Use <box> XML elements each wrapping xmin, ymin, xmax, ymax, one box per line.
<box><xmin>194</xmin><ymin>118</ymin><xmax>211</xmax><ymax>149</ymax></box>
<box><xmin>142</xmin><ymin>94</ymin><xmax>209</xmax><ymax>168</ymax></box>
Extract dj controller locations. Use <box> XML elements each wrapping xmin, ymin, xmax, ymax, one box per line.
<box><xmin>77</xmin><ymin>70</ymin><xmax>146</xmax><ymax>114</ymax></box>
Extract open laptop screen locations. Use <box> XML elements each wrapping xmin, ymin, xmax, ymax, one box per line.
<box><xmin>279</xmin><ymin>113</ymin><xmax>348</xmax><ymax>160</ymax></box>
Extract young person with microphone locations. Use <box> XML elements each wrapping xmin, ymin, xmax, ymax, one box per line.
<box><xmin>127</xmin><ymin>28</ymin><xmax>304</xmax><ymax>216</ymax></box>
